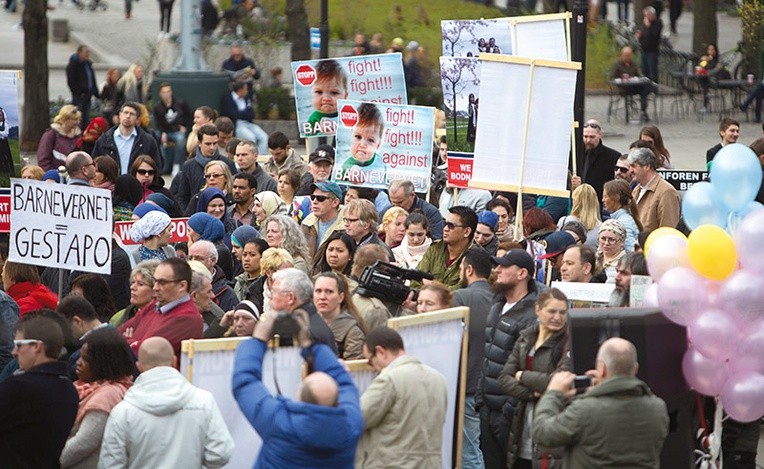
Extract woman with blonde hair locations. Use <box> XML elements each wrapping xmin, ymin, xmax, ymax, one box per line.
<box><xmin>116</xmin><ymin>63</ymin><xmax>146</xmax><ymax>106</ymax></box>
<box><xmin>557</xmin><ymin>183</ymin><xmax>601</xmax><ymax>249</ymax></box>
<box><xmin>20</xmin><ymin>165</ymin><xmax>44</xmax><ymax>180</ymax></box>
<box><xmin>258</xmin><ymin>247</ymin><xmax>295</xmax><ymax>316</ymax></box>
<box><xmin>37</xmin><ymin>104</ymin><xmax>82</xmax><ymax>171</ymax></box>
<box><xmin>263</xmin><ymin>214</ymin><xmax>310</xmax><ymax>274</ymax></box>
<box><xmin>185</xmin><ymin>106</ymin><xmax>218</xmax><ymax>155</ymax></box>
<box><xmin>379</xmin><ymin>206</ymin><xmax>407</xmax><ymax>249</ymax></box>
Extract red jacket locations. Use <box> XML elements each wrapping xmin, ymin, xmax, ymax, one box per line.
<box><xmin>117</xmin><ymin>297</ymin><xmax>203</xmax><ymax>359</ymax></box>
<box><xmin>8</xmin><ymin>282</ymin><xmax>59</xmax><ymax>317</ymax></box>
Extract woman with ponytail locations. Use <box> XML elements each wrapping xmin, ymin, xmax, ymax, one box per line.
<box><xmin>602</xmin><ymin>179</ymin><xmax>641</xmax><ymax>252</ymax></box>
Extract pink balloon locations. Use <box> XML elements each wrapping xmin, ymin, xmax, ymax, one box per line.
<box><xmin>689</xmin><ymin>309</ymin><xmax>741</xmax><ymax>360</ymax></box>
<box><xmin>731</xmin><ymin>320</ymin><xmax>764</xmax><ymax>374</ymax></box>
<box><xmin>734</xmin><ymin>210</ymin><xmax>764</xmax><ymax>274</ymax></box>
<box><xmin>643</xmin><ymin>283</ymin><xmax>659</xmax><ymax>307</ymax></box>
<box><xmin>647</xmin><ymin>235</ymin><xmax>690</xmax><ymax>282</ymax></box>
<box><xmin>657</xmin><ymin>267</ymin><xmax>707</xmax><ymax>326</ymax></box>
<box><xmin>682</xmin><ymin>347</ymin><xmax>729</xmax><ymax>396</ymax></box>
<box><xmin>719</xmin><ymin>271</ymin><xmax>764</xmax><ymax>323</ymax></box>
<box><xmin>705</xmin><ymin>280</ymin><xmax>723</xmax><ymax>308</ymax></box>
<box><xmin>721</xmin><ymin>371</ymin><xmax>764</xmax><ymax>422</ymax></box>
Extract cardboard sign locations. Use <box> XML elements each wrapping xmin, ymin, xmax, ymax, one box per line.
<box><xmin>114</xmin><ymin>218</ymin><xmax>190</xmax><ymax>246</ymax></box>
<box><xmin>332</xmin><ymin>100</ymin><xmax>434</xmax><ymax>192</ymax></box>
<box><xmin>290</xmin><ymin>54</ymin><xmax>407</xmax><ymax>138</ymax></box>
<box><xmin>9</xmin><ymin>179</ymin><xmax>112</xmax><ymax>274</ymax></box>
<box><xmin>446</xmin><ymin>152</ymin><xmax>474</xmax><ymax>188</ymax></box>
<box><xmin>658</xmin><ymin>169</ymin><xmax>708</xmax><ymax>192</ymax></box>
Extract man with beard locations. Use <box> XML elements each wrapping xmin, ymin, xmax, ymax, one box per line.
<box><xmin>571</xmin><ymin>120</ymin><xmax>621</xmax><ymax>204</ymax></box>
<box><xmin>453</xmin><ymin>248</ymin><xmax>494</xmax><ymax>468</ymax></box>
<box><xmin>477</xmin><ymin>249</ymin><xmax>539</xmax><ymax>468</ymax></box>
<box><xmin>229</xmin><ymin>172</ymin><xmax>258</xmax><ymax>227</ymax></box>
<box><xmin>608</xmin><ymin>252</ymin><xmax>648</xmax><ymax>307</ymax></box>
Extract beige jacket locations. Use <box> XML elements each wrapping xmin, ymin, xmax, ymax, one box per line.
<box><xmin>262</xmin><ymin>148</ymin><xmax>308</xmax><ymax>177</ymax></box>
<box><xmin>632</xmin><ymin>173</ymin><xmax>680</xmax><ymax>231</ymax></box>
<box><xmin>302</xmin><ymin>205</ymin><xmax>346</xmax><ymax>263</ymax></box>
<box><xmin>356</xmin><ymin>355</ymin><xmax>448</xmax><ymax>469</ymax></box>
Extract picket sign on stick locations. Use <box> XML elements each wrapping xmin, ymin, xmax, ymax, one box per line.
<box><xmin>509</xmin><ymin>12</ymin><xmax>572</xmax><ymax>62</ymax></box>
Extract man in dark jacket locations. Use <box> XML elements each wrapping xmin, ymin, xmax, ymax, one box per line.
<box><xmin>637</xmin><ymin>6</ymin><xmax>662</xmax><ymax>83</ymax></box>
<box><xmin>388</xmin><ymin>179</ymin><xmax>445</xmax><ymax>240</ymax></box>
<box><xmin>571</xmin><ymin>120</ymin><xmax>621</xmax><ymax>204</ymax></box>
<box><xmin>0</xmin><ymin>316</ymin><xmax>78</xmax><ymax>467</ymax></box>
<box><xmin>153</xmin><ymin>83</ymin><xmax>191</xmax><ymax>175</ymax></box>
<box><xmin>65</xmin><ymin>45</ymin><xmax>99</xmax><ymax>129</ymax></box>
<box><xmin>477</xmin><ymin>249</ymin><xmax>539</xmax><ymax>469</ymax></box>
<box><xmin>453</xmin><ymin>248</ymin><xmax>494</xmax><ymax>469</ymax></box>
<box><xmin>221</xmin><ymin>43</ymin><xmax>260</xmax><ymax>97</ymax></box>
<box><xmin>171</xmin><ymin>123</ymin><xmax>238</xmax><ymax>210</ymax></box>
<box><xmin>91</xmin><ymin>102</ymin><xmax>163</xmax><ymax>175</ymax></box>
<box><xmin>219</xmin><ymin>81</ymin><xmax>268</xmax><ymax>154</ymax></box>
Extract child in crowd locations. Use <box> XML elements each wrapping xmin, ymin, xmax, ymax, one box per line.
<box><xmin>306</xmin><ymin>60</ymin><xmax>349</xmax><ymax>136</ymax></box>
<box><xmin>337</xmin><ymin>103</ymin><xmax>386</xmax><ymax>185</ymax></box>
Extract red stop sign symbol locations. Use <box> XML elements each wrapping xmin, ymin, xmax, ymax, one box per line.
<box><xmin>340</xmin><ymin>104</ymin><xmax>358</xmax><ymax>127</ymax></box>
<box><xmin>295</xmin><ymin>64</ymin><xmax>316</xmax><ymax>86</ymax></box>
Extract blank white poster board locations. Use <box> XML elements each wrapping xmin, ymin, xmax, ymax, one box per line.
<box><xmin>510</xmin><ymin>12</ymin><xmax>572</xmax><ymax>62</ymax></box>
<box><xmin>180</xmin><ymin>338</ymin><xmax>304</xmax><ymax>468</ymax></box>
<box><xmin>469</xmin><ymin>54</ymin><xmax>579</xmax><ymax>197</ymax></box>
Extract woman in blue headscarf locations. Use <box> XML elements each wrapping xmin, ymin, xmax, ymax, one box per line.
<box><xmin>195</xmin><ymin>187</ymin><xmax>236</xmax><ymax>243</ymax></box>
<box><xmin>188</xmin><ymin>213</ymin><xmax>234</xmax><ymax>280</ymax></box>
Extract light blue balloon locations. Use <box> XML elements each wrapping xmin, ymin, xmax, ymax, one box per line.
<box><xmin>710</xmin><ymin>143</ymin><xmax>763</xmax><ymax>212</ymax></box>
<box><xmin>727</xmin><ymin>201</ymin><xmax>764</xmax><ymax>235</ymax></box>
<box><xmin>682</xmin><ymin>181</ymin><xmax>728</xmax><ymax>229</ymax></box>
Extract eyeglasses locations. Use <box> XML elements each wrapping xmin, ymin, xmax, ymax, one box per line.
<box><xmin>599</xmin><ymin>236</ymin><xmax>620</xmax><ymax>245</ymax></box>
<box><xmin>583</xmin><ymin>123</ymin><xmax>601</xmax><ymax>129</ymax></box>
<box><xmin>310</xmin><ymin>194</ymin><xmax>330</xmax><ymax>202</ymax></box>
<box><xmin>13</xmin><ymin>339</ymin><xmax>41</xmax><ymax>348</ymax></box>
<box><xmin>137</xmin><ymin>169</ymin><xmax>156</xmax><ymax>176</ymax></box>
<box><xmin>614</xmin><ymin>166</ymin><xmax>630</xmax><ymax>173</ymax></box>
<box><xmin>205</xmin><ymin>173</ymin><xmax>224</xmax><ymax>179</ymax></box>
<box><xmin>444</xmin><ymin>221</ymin><xmax>466</xmax><ymax>230</ymax></box>
<box><xmin>343</xmin><ymin>217</ymin><xmax>360</xmax><ymax>224</ymax></box>
<box><xmin>154</xmin><ymin>278</ymin><xmax>181</xmax><ymax>286</ymax></box>
<box><xmin>83</xmin><ymin>162</ymin><xmax>96</xmax><ymax>168</ymax></box>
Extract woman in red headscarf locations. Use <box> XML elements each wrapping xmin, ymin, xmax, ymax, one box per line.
<box><xmin>77</xmin><ymin>116</ymin><xmax>109</xmax><ymax>156</ymax></box>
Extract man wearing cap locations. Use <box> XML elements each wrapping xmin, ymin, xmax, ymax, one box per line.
<box><xmin>297</xmin><ymin>144</ymin><xmax>337</xmax><ymax>196</ymax></box>
<box><xmin>560</xmin><ymin>245</ymin><xmax>598</xmax><ymax>283</ymax></box>
<box><xmin>415</xmin><ymin>206</ymin><xmax>478</xmax><ymax>290</ymax></box>
<box><xmin>234</xmin><ymin>140</ymin><xmax>277</xmax><ymax>194</ymax></box>
<box><xmin>474</xmin><ymin>211</ymin><xmax>500</xmax><ymax>256</ymax></box>
<box><xmin>538</xmin><ymin>231</ymin><xmax>577</xmax><ymax>284</ymax></box>
<box><xmin>477</xmin><ymin>248</ymin><xmax>540</xmax><ymax>469</ymax></box>
<box><xmin>570</xmin><ymin>120</ymin><xmax>621</xmax><ymax>204</ymax></box>
<box><xmin>302</xmin><ymin>181</ymin><xmax>346</xmax><ymax>263</ymax></box>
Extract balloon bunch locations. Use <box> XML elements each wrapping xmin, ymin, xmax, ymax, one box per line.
<box><xmin>643</xmin><ymin>143</ymin><xmax>764</xmax><ymax>422</ymax></box>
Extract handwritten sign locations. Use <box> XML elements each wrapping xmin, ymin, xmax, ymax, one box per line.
<box><xmin>290</xmin><ymin>53</ymin><xmax>407</xmax><ymax>138</ymax></box>
<box><xmin>332</xmin><ymin>100</ymin><xmax>434</xmax><ymax>192</ymax></box>
<box><xmin>114</xmin><ymin>218</ymin><xmax>190</xmax><ymax>245</ymax></box>
<box><xmin>446</xmin><ymin>152</ymin><xmax>474</xmax><ymax>188</ymax></box>
<box><xmin>9</xmin><ymin>179</ymin><xmax>112</xmax><ymax>274</ymax></box>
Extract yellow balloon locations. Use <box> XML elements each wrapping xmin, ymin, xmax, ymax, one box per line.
<box><xmin>644</xmin><ymin>227</ymin><xmax>686</xmax><ymax>259</ymax></box>
<box><xmin>687</xmin><ymin>225</ymin><xmax>737</xmax><ymax>281</ymax></box>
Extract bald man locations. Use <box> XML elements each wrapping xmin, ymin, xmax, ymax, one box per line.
<box><xmin>99</xmin><ymin>337</ymin><xmax>234</xmax><ymax>469</ymax></box>
<box><xmin>533</xmin><ymin>338</ymin><xmax>668</xmax><ymax>468</ymax></box>
<box><xmin>65</xmin><ymin>151</ymin><xmax>96</xmax><ymax>186</ymax></box>
<box><xmin>232</xmin><ymin>310</ymin><xmax>363</xmax><ymax>467</ymax></box>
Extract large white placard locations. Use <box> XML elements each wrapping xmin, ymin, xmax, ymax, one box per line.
<box><xmin>180</xmin><ymin>338</ymin><xmax>304</xmax><ymax>469</ymax></box>
<box><xmin>469</xmin><ymin>55</ymin><xmax>579</xmax><ymax>197</ymax></box>
<box><xmin>511</xmin><ymin>13</ymin><xmax>571</xmax><ymax>62</ymax></box>
<box><xmin>9</xmin><ymin>178</ymin><xmax>113</xmax><ymax>274</ymax></box>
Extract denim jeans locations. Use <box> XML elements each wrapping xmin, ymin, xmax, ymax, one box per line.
<box><xmin>235</xmin><ymin>121</ymin><xmax>269</xmax><ymax>155</ymax></box>
<box><xmin>161</xmin><ymin>130</ymin><xmax>187</xmax><ymax>174</ymax></box>
<box><xmin>463</xmin><ymin>395</ymin><xmax>485</xmax><ymax>469</ymax></box>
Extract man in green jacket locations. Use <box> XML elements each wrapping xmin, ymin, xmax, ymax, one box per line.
<box><xmin>532</xmin><ymin>337</ymin><xmax>668</xmax><ymax>468</ymax></box>
<box><xmin>414</xmin><ymin>206</ymin><xmax>478</xmax><ymax>290</ymax></box>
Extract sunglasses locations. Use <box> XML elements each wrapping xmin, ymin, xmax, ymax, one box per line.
<box><xmin>615</xmin><ymin>166</ymin><xmax>630</xmax><ymax>173</ymax></box>
<box><xmin>205</xmin><ymin>173</ymin><xmax>224</xmax><ymax>179</ymax></box>
<box><xmin>584</xmin><ymin>123</ymin><xmax>601</xmax><ymax>129</ymax></box>
<box><xmin>137</xmin><ymin>169</ymin><xmax>156</xmax><ymax>176</ymax></box>
<box><xmin>444</xmin><ymin>221</ymin><xmax>466</xmax><ymax>230</ymax></box>
<box><xmin>310</xmin><ymin>194</ymin><xmax>331</xmax><ymax>202</ymax></box>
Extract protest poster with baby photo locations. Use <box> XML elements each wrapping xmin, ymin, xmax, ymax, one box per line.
<box><xmin>332</xmin><ymin>100</ymin><xmax>434</xmax><ymax>192</ymax></box>
<box><xmin>290</xmin><ymin>53</ymin><xmax>407</xmax><ymax>138</ymax></box>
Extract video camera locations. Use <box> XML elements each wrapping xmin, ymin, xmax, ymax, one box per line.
<box><xmin>272</xmin><ymin>312</ymin><xmax>300</xmax><ymax>346</ymax></box>
<box><xmin>356</xmin><ymin>261</ymin><xmax>434</xmax><ymax>305</ymax></box>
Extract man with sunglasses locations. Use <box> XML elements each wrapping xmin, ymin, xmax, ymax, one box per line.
<box><xmin>571</xmin><ymin>120</ymin><xmax>622</xmax><ymax>205</ymax></box>
<box><xmin>415</xmin><ymin>206</ymin><xmax>479</xmax><ymax>290</ymax></box>
<box><xmin>0</xmin><ymin>316</ymin><xmax>78</xmax><ymax>467</ymax></box>
<box><xmin>614</xmin><ymin>154</ymin><xmax>637</xmax><ymax>190</ymax></box>
<box><xmin>302</xmin><ymin>181</ymin><xmax>347</xmax><ymax>262</ymax></box>
<box><xmin>117</xmin><ymin>258</ymin><xmax>204</xmax><ymax>357</ymax></box>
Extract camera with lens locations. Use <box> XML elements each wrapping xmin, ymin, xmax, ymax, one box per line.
<box><xmin>356</xmin><ymin>261</ymin><xmax>434</xmax><ymax>305</ymax></box>
<box><xmin>272</xmin><ymin>312</ymin><xmax>301</xmax><ymax>346</ymax></box>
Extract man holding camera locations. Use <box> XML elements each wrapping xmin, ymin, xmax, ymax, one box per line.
<box><xmin>232</xmin><ymin>306</ymin><xmax>364</xmax><ymax>467</ymax></box>
<box><xmin>533</xmin><ymin>337</ymin><xmax>668</xmax><ymax>467</ymax></box>
<box><xmin>415</xmin><ymin>206</ymin><xmax>479</xmax><ymax>290</ymax></box>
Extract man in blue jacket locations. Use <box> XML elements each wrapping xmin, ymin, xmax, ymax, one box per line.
<box><xmin>232</xmin><ymin>308</ymin><xmax>363</xmax><ymax>468</ymax></box>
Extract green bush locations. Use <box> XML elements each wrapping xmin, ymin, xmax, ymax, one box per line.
<box><xmin>256</xmin><ymin>87</ymin><xmax>295</xmax><ymax>120</ymax></box>
<box><xmin>585</xmin><ymin>23</ymin><xmax>620</xmax><ymax>90</ymax></box>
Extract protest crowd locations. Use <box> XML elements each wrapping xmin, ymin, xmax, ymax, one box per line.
<box><xmin>1</xmin><ymin>11</ymin><xmax>763</xmax><ymax>468</ymax></box>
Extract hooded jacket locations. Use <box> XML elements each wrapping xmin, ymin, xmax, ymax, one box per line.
<box><xmin>99</xmin><ymin>366</ymin><xmax>234</xmax><ymax>469</ymax></box>
<box><xmin>8</xmin><ymin>281</ymin><xmax>59</xmax><ymax>316</ymax></box>
<box><xmin>232</xmin><ymin>339</ymin><xmax>363</xmax><ymax>468</ymax></box>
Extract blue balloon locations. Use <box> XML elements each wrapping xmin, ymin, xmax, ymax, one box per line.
<box><xmin>710</xmin><ymin>143</ymin><xmax>763</xmax><ymax>212</ymax></box>
<box><xmin>682</xmin><ymin>181</ymin><xmax>728</xmax><ymax>229</ymax></box>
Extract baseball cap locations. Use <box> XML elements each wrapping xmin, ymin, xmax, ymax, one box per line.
<box><xmin>538</xmin><ymin>231</ymin><xmax>577</xmax><ymax>260</ymax></box>
<box><xmin>311</xmin><ymin>180</ymin><xmax>342</xmax><ymax>199</ymax></box>
<box><xmin>309</xmin><ymin>144</ymin><xmax>335</xmax><ymax>164</ymax></box>
<box><xmin>491</xmin><ymin>249</ymin><xmax>535</xmax><ymax>274</ymax></box>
